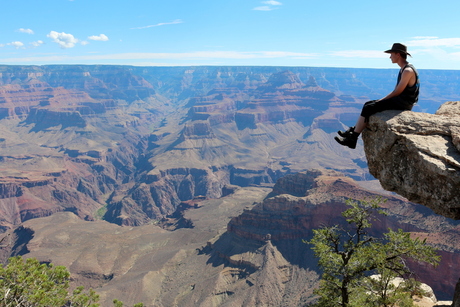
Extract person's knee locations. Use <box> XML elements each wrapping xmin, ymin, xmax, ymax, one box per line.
<box><xmin>361</xmin><ymin>104</ymin><xmax>375</xmax><ymax>117</ymax></box>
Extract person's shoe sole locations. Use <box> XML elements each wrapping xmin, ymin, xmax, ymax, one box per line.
<box><xmin>334</xmin><ymin>136</ymin><xmax>356</xmax><ymax>149</ymax></box>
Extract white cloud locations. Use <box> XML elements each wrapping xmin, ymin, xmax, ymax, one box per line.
<box><xmin>30</xmin><ymin>40</ymin><xmax>44</xmax><ymax>47</ymax></box>
<box><xmin>407</xmin><ymin>37</ymin><xmax>460</xmax><ymax>48</ymax></box>
<box><xmin>253</xmin><ymin>0</ymin><xmax>282</xmax><ymax>11</ymax></box>
<box><xmin>17</xmin><ymin>28</ymin><xmax>34</xmax><ymax>35</ymax></box>
<box><xmin>88</xmin><ymin>34</ymin><xmax>109</xmax><ymax>41</ymax></box>
<box><xmin>47</xmin><ymin>31</ymin><xmax>79</xmax><ymax>48</ymax></box>
<box><xmin>253</xmin><ymin>6</ymin><xmax>273</xmax><ymax>11</ymax></box>
<box><xmin>263</xmin><ymin>0</ymin><xmax>282</xmax><ymax>5</ymax></box>
<box><xmin>131</xmin><ymin>19</ymin><xmax>183</xmax><ymax>30</ymax></box>
<box><xmin>7</xmin><ymin>41</ymin><xmax>25</xmax><ymax>49</ymax></box>
<box><xmin>81</xmin><ymin>41</ymin><xmax>90</xmax><ymax>46</ymax></box>
<box><xmin>411</xmin><ymin>36</ymin><xmax>438</xmax><ymax>40</ymax></box>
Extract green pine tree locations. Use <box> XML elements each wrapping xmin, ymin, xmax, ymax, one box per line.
<box><xmin>308</xmin><ymin>197</ymin><xmax>440</xmax><ymax>307</ymax></box>
<box><xmin>0</xmin><ymin>256</ymin><xmax>144</xmax><ymax>307</ymax></box>
<box><xmin>0</xmin><ymin>256</ymin><xmax>99</xmax><ymax>306</ymax></box>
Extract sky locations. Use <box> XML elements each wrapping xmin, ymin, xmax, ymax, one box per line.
<box><xmin>2</xmin><ymin>0</ymin><xmax>460</xmax><ymax>70</ymax></box>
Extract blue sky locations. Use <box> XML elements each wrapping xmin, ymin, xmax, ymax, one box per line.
<box><xmin>2</xmin><ymin>0</ymin><xmax>460</xmax><ymax>69</ymax></box>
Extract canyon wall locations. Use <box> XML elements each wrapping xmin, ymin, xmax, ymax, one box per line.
<box><xmin>0</xmin><ymin>65</ymin><xmax>376</xmax><ymax>229</ymax></box>
<box><xmin>2</xmin><ymin>65</ymin><xmax>460</xmax><ymax>230</ymax></box>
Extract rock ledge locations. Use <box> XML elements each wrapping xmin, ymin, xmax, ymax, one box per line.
<box><xmin>362</xmin><ymin>101</ymin><xmax>460</xmax><ymax>219</ymax></box>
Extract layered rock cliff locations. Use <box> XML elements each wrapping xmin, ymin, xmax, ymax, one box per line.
<box><xmin>0</xmin><ymin>67</ymin><xmax>166</xmax><ymax>230</ymax></box>
<box><xmin>101</xmin><ymin>70</ymin><xmax>371</xmax><ymax>225</ymax></box>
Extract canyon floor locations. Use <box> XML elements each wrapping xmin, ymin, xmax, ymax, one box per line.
<box><xmin>2</xmin><ymin>186</ymin><xmax>286</xmax><ymax>306</ymax></box>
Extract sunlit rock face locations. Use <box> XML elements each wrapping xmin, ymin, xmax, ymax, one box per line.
<box><xmin>362</xmin><ymin>101</ymin><xmax>460</xmax><ymax>220</ymax></box>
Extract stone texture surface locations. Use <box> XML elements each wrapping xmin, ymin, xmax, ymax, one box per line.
<box><xmin>362</xmin><ymin>102</ymin><xmax>460</xmax><ymax>219</ymax></box>
<box><xmin>368</xmin><ymin>275</ymin><xmax>453</xmax><ymax>307</ymax></box>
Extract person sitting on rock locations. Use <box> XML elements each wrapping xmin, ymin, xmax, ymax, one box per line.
<box><xmin>335</xmin><ymin>43</ymin><xmax>420</xmax><ymax>149</ymax></box>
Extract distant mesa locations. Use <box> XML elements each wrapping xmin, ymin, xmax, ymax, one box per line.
<box><xmin>257</xmin><ymin>70</ymin><xmax>304</xmax><ymax>91</ymax></box>
<box><xmin>26</xmin><ymin>108</ymin><xmax>87</xmax><ymax>130</ymax></box>
<box><xmin>187</xmin><ymin>71</ymin><xmax>338</xmax><ymax>132</ymax></box>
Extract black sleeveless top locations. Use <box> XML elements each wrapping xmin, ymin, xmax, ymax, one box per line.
<box><xmin>397</xmin><ymin>64</ymin><xmax>419</xmax><ymax>104</ymax></box>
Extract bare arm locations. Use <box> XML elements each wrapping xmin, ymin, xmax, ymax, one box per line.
<box><xmin>376</xmin><ymin>68</ymin><xmax>415</xmax><ymax>102</ymax></box>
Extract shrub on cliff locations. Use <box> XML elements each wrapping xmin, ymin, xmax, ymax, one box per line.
<box><xmin>308</xmin><ymin>197</ymin><xmax>440</xmax><ymax>307</ymax></box>
<box><xmin>0</xmin><ymin>256</ymin><xmax>143</xmax><ymax>307</ymax></box>
<box><xmin>0</xmin><ymin>256</ymin><xmax>99</xmax><ymax>306</ymax></box>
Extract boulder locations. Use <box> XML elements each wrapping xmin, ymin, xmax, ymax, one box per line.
<box><xmin>369</xmin><ymin>274</ymin><xmax>439</xmax><ymax>305</ymax></box>
<box><xmin>362</xmin><ymin>101</ymin><xmax>460</xmax><ymax>220</ymax></box>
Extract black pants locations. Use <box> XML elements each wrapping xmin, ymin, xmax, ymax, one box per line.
<box><xmin>360</xmin><ymin>97</ymin><xmax>414</xmax><ymax>122</ymax></box>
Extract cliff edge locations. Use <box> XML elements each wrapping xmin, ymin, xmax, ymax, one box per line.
<box><xmin>362</xmin><ymin>101</ymin><xmax>460</xmax><ymax>220</ymax></box>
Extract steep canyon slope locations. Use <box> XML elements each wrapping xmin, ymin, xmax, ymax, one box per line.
<box><xmin>1</xmin><ymin>170</ymin><xmax>458</xmax><ymax>306</ymax></box>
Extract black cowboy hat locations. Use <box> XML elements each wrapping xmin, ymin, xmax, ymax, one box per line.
<box><xmin>384</xmin><ymin>43</ymin><xmax>412</xmax><ymax>57</ymax></box>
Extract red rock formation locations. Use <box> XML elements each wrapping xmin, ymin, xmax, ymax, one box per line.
<box><xmin>185</xmin><ymin>71</ymin><xmax>339</xmax><ymax>132</ymax></box>
<box><xmin>106</xmin><ymin>166</ymin><xmax>227</xmax><ymax>226</ymax></box>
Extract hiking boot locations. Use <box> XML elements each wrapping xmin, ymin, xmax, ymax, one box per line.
<box><xmin>334</xmin><ymin>133</ymin><xmax>358</xmax><ymax>149</ymax></box>
<box><xmin>337</xmin><ymin>126</ymin><xmax>355</xmax><ymax>137</ymax></box>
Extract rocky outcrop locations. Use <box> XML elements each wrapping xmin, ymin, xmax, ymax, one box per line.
<box><xmin>362</xmin><ymin>101</ymin><xmax>460</xmax><ymax>219</ymax></box>
<box><xmin>104</xmin><ymin>166</ymin><xmax>228</xmax><ymax>225</ymax></box>
<box><xmin>369</xmin><ymin>275</ymin><xmax>453</xmax><ymax>307</ymax></box>
<box><xmin>26</xmin><ymin>108</ymin><xmax>87</xmax><ymax>129</ymax></box>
